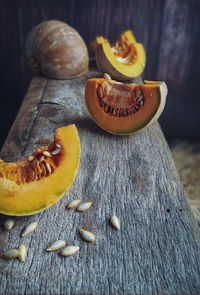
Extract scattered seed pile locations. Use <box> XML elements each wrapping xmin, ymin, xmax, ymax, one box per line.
<box><xmin>0</xmin><ymin>200</ymin><xmax>120</xmax><ymax>261</ymax></box>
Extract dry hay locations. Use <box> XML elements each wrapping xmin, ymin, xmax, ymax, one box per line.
<box><xmin>170</xmin><ymin>140</ymin><xmax>200</xmax><ymax>224</ymax></box>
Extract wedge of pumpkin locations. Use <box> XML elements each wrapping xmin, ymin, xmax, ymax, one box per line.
<box><xmin>0</xmin><ymin>125</ymin><xmax>80</xmax><ymax>216</ymax></box>
<box><xmin>85</xmin><ymin>77</ymin><xmax>167</xmax><ymax>135</ymax></box>
<box><xmin>95</xmin><ymin>30</ymin><xmax>146</xmax><ymax>80</ymax></box>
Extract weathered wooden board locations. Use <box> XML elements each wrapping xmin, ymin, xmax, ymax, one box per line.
<box><xmin>0</xmin><ymin>69</ymin><xmax>200</xmax><ymax>295</ymax></box>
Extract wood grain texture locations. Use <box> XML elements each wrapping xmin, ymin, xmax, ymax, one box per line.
<box><xmin>0</xmin><ymin>69</ymin><xmax>200</xmax><ymax>295</ymax></box>
<box><xmin>0</xmin><ymin>0</ymin><xmax>200</xmax><ymax>146</ymax></box>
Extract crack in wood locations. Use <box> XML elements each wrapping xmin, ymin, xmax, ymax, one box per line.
<box><xmin>21</xmin><ymin>79</ymin><xmax>49</xmax><ymax>156</ymax></box>
<box><xmin>39</xmin><ymin>101</ymin><xmax>68</xmax><ymax>111</ymax></box>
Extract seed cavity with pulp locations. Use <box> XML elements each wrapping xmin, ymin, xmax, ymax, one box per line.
<box><xmin>97</xmin><ymin>82</ymin><xmax>145</xmax><ymax>117</ymax></box>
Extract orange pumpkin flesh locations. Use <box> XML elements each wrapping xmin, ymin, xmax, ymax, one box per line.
<box><xmin>0</xmin><ymin>125</ymin><xmax>80</xmax><ymax>216</ymax></box>
<box><xmin>85</xmin><ymin>78</ymin><xmax>167</xmax><ymax>135</ymax></box>
<box><xmin>95</xmin><ymin>30</ymin><xmax>146</xmax><ymax>80</ymax></box>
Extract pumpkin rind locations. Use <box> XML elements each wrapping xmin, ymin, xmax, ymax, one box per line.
<box><xmin>95</xmin><ymin>31</ymin><xmax>146</xmax><ymax>80</ymax></box>
<box><xmin>85</xmin><ymin>78</ymin><xmax>167</xmax><ymax>135</ymax></box>
<box><xmin>0</xmin><ymin>125</ymin><xmax>81</xmax><ymax>216</ymax></box>
<box><xmin>25</xmin><ymin>20</ymin><xmax>89</xmax><ymax>79</ymax></box>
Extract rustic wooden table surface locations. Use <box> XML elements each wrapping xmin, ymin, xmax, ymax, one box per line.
<box><xmin>0</xmin><ymin>68</ymin><xmax>200</xmax><ymax>295</ymax></box>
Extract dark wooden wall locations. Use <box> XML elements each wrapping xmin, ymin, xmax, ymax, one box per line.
<box><xmin>0</xmin><ymin>0</ymin><xmax>200</xmax><ymax>148</ymax></box>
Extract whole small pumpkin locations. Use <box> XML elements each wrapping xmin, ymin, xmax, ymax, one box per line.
<box><xmin>25</xmin><ymin>20</ymin><xmax>89</xmax><ymax>79</ymax></box>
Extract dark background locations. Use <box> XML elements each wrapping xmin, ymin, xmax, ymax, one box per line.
<box><xmin>0</xmin><ymin>0</ymin><xmax>200</xmax><ymax>148</ymax></box>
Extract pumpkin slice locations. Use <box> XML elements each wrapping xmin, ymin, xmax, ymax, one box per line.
<box><xmin>0</xmin><ymin>125</ymin><xmax>80</xmax><ymax>216</ymax></box>
<box><xmin>85</xmin><ymin>77</ymin><xmax>167</xmax><ymax>135</ymax></box>
<box><xmin>95</xmin><ymin>30</ymin><xmax>146</xmax><ymax>80</ymax></box>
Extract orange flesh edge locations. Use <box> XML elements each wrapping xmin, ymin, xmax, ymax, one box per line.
<box><xmin>85</xmin><ymin>79</ymin><xmax>161</xmax><ymax>135</ymax></box>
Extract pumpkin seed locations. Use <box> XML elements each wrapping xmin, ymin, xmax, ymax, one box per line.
<box><xmin>22</xmin><ymin>221</ymin><xmax>38</xmax><ymax>237</ymax></box>
<box><xmin>52</xmin><ymin>148</ymin><xmax>60</xmax><ymax>155</ymax></box>
<box><xmin>136</xmin><ymin>95</ymin><xmax>143</xmax><ymax>102</ymax></box>
<box><xmin>4</xmin><ymin>218</ymin><xmax>14</xmax><ymax>230</ymax></box>
<box><xmin>56</xmin><ymin>143</ymin><xmax>61</xmax><ymax>148</ymax></box>
<box><xmin>1</xmin><ymin>248</ymin><xmax>20</xmax><ymax>260</ymax></box>
<box><xmin>97</xmin><ymin>88</ymin><xmax>103</xmax><ymax>98</ymax></box>
<box><xmin>79</xmin><ymin>228</ymin><xmax>95</xmax><ymax>242</ymax></box>
<box><xmin>77</xmin><ymin>202</ymin><xmax>93</xmax><ymax>212</ymax></box>
<box><xmin>43</xmin><ymin>151</ymin><xmax>51</xmax><ymax>157</ymax></box>
<box><xmin>135</xmin><ymin>90</ymin><xmax>141</xmax><ymax>98</ymax></box>
<box><xmin>60</xmin><ymin>245</ymin><xmax>79</xmax><ymax>256</ymax></box>
<box><xmin>47</xmin><ymin>240</ymin><xmax>66</xmax><ymax>251</ymax></box>
<box><xmin>28</xmin><ymin>156</ymin><xmax>34</xmax><ymax>162</ymax></box>
<box><xmin>18</xmin><ymin>243</ymin><xmax>27</xmax><ymax>262</ymax></box>
<box><xmin>103</xmin><ymin>73</ymin><xmax>111</xmax><ymax>80</ymax></box>
<box><xmin>110</xmin><ymin>215</ymin><xmax>120</xmax><ymax>230</ymax></box>
<box><xmin>39</xmin><ymin>155</ymin><xmax>45</xmax><ymax>162</ymax></box>
<box><xmin>140</xmin><ymin>100</ymin><xmax>144</xmax><ymax>106</ymax></box>
<box><xmin>45</xmin><ymin>163</ymin><xmax>52</xmax><ymax>174</ymax></box>
<box><xmin>67</xmin><ymin>199</ymin><xmax>81</xmax><ymax>209</ymax></box>
<box><xmin>115</xmin><ymin>81</ymin><xmax>123</xmax><ymax>85</ymax></box>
